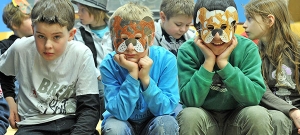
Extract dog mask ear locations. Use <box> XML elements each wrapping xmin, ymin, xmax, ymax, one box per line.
<box><xmin>196</xmin><ymin>6</ymin><xmax>238</xmax><ymax>43</ymax></box>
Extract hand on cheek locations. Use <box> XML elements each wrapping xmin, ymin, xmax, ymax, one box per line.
<box><xmin>194</xmin><ymin>36</ymin><xmax>216</xmax><ymax>72</ymax></box>
<box><xmin>114</xmin><ymin>54</ymin><xmax>139</xmax><ymax>79</ymax></box>
<box><xmin>138</xmin><ymin>55</ymin><xmax>152</xmax><ymax>90</ymax></box>
<box><xmin>216</xmin><ymin>36</ymin><xmax>238</xmax><ymax>69</ymax></box>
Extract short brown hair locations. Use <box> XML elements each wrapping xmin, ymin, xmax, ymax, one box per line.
<box><xmin>160</xmin><ymin>0</ymin><xmax>194</xmax><ymax>20</ymax></box>
<box><xmin>31</xmin><ymin>0</ymin><xmax>75</xmax><ymax>31</ymax></box>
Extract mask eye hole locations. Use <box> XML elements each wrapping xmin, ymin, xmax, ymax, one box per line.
<box><xmin>135</xmin><ymin>33</ymin><xmax>142</xmax><ymax>40</ymax></box>
<box><xmin>207</xmin><ymin>25</ymin><xmax>214</xmax><ymax>31</ymax></box>
<box><xmin>221</xmin><ymin>24</ymin><xmax>227</xmax><ymax>30</ymax></box>
<box><xmin>121</xmin><ymin>34</ymin><xmax>128</xmax><ymax>40</ymax></box>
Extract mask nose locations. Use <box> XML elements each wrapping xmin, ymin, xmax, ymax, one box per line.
<box><xmin>212</xmin><ymin>29</ymin><xmax>223</xmax><ymax>37</ymax></box>
<box><xmin>125</xmin><ymin>39</ymin><xmax>137</xmax><ymax>47</ymax></box>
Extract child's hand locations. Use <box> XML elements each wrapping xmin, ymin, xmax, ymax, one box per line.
<box><xmin>138</xmin><ymin>55</ymin><xmax>152</xmax><ymax>90</ymax></box>
<box><xmin>6</xmin><ymin>97</ymin><xmax>20</xmax><ymax>129</ymax></box>
<box><xmin>289</xmin><ymin>109</ymin><xmax>300</xmax><ymax>134</ymax></box>
<box><xmin>114</xmin><ymin>54</ymin><xmax>139</xmax><ymax>79</ymax></box>
<box><xmin>194</xmin><ymin>36</ymin><xmax>216</xmax><ymax>72</ymax></box>
<box><xmin>216</xmin><ymin>36</ymin><xmax>238</xmax><ymax>69</ymax></box>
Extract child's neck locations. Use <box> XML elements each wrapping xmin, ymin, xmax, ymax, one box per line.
<box><xmin>89</xmin><ymin>24</ymin><xmax>107</xmax><ymax>30</ymax></box>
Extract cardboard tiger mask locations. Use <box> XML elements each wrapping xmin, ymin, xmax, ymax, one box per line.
<box><xmin>196</xmin><ymin>6</ymin><xmax>238</xmax><ymax>43</ymax></box>
<box><xmin>112</xmin><ymin>16</ymin><xmax>155</xmax><ymax>53</ymax></box>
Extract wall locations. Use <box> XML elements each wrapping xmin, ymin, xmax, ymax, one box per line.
<box><xmin>0</xmin><ymin>0</ymin><xmax>13</xmax><ymax>40</ymax></box>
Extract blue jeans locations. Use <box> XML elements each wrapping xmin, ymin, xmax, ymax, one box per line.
<box><xmin>15</xmin><ymin>115</ymin><xmax>99</xmax><ymax>135</ymax></box>
<box><xmin>177</xmin><ymin>106</ymin><xmax>273</xmax><ymax>135</ymax></box>
<box><xmin>101</xmin><ymin>115</ymin><xmax>179</xmax><ymax>135</ymax></box>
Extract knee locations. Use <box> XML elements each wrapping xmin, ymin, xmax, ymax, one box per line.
<box><xmin>245</xmin><ymin>106</ymin><xmax>269</xmax><ymax>118</ymax></box>
<box><xmin>272</xmin><ymin>112</ymin><xmax>291</xmax><ymax>124</ymax></box>
<box><xmin>153</xmin><ymin>115</ymin><xmax>178</xmax><ymax>127</ymax></box>
<box><xmin>101</xmin><ymin>118</ymin><xmax>132</xmax><ymax>135</ymax></box>
<box><xmin>148</xmin><ymin>115</ymin><xmax>179</xmax><ymax>134</ymax></box>
<box><xmin>177</xmin><ymin>107</ymin><xmax>205</xmax><ymax>121</ymax></box>
<box><xmin>243</xmin><ymin>106</ymin><xmax>271</xmax><ymax>124</ymax></box>
<box><xmin>270</xmin><ymin>110</ymin><xmax>292</xmax><ymax>130</ymax></box>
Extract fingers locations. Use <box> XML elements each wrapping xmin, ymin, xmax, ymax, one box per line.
<box><xmin>194</xmin><ymin>36</ymin><xmax>205</xmax><ymax>49</ymax></box>
<box><xmin>9</xmin><ymin>115</ymin><xmax>17</xmax><ymax>129</ymax></box>
<box><xmin>113</xmin><ymin>54</ymin><xmax>120</xmax><ymax>63</ymax></box>
<box><xmin>231</xmin><ymin>36</ymin><xmax>238</xmax><ymax>48</ymax></box>
<box><xmin>118</xmin><ymin>54</ymin><xmax>126</xmax><ymax>64</ymax></box>
<box><xmin>138</xmin><ymin>56</ymin><xmax>152</xmax><ymax>68</ymax></box>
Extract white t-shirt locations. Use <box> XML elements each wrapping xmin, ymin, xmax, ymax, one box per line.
<box><xmin>0</xmin><ymin>36</ymin><xmax>98</xmax><ymax>125</ymax></box>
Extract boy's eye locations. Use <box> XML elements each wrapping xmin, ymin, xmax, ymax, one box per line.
<box><xmin>247</xmin><ymin>17</ymin><xmax>252</xmax><ymax>21</ymax></box>
<box><xmin>175</xmin><ymin>23</ymin><xmax>182</xmax><ymax>26</ymax></box>
<box><xmin>37</xmin><ymin>35</ymin><xmax>45</xmax><ymax>39</ymax></box>
<box><xmin>122</xmin><ymin>38</ymin><xmax>128</xmax><ymax>40</ymax></box>
<box><xmin>54</xmin><ymin>36</ymin><xmax>61</xmax><ymax>40</ymax></box>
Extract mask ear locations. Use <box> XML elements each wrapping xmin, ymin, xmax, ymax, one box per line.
<box><xmin>267</xmin><ymin>14</ymin><xmax>275</xmax><ymax>27</ymax></box>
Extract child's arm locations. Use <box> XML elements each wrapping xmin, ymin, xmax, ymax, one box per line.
<box><xmin>100</xmin><ymin>54</ymin><xmax>141</xmax><ymax>120</ymax></box>
<box><xmin>138</xmin><ymin>55</ymin><xmax>152</xmax><ymax>90</ymax></box>
<box><xmin>72</xmin><ymin>94</ymin><xmax>100</xmax><ymax>134</ymax></box>
<box><xmin>0</xmin><ymin>96</ymin><xmax>9</xmax><ymax>134</ymax></box>
<box><xmin>177</xmin><ymin>39</ymin><xmax>214</xmax><ymax>107</ymax></box>
<box><xmin>217</xmin><ymin>37</ymin><xmax>266</xmax><ymax>105</ymax></box>
<box><xmin>141</xmin><ymin>52</ymin><xmax>180</xmax><ymax>115</ymax></box>
<box><xmin>71</xmin><ymin>49</ymin><xmax>100</xmax><ymax>134</ymax></box>
<box><xmin>193</xmin><ymin>36</ymin><xmax>216</xmax><ymax>72</ymax></box>
<box><xmin>0</xmin><ymin>43</ymin><xmax>19</xmax><ymax>128</ymax></box>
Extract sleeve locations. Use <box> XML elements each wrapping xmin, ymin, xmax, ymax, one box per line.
<box><xmin>0</xmin><ymin>96</ymin><xmax>9</xmax><ymax>135</ymax></box>
<box><xmin>217</xmin><ymin>41</ymin><xmax>266</xmax><ymax>106</ymax></box>
<box><xmin>260</xmin><ymin>84</ymin><xmax>296</xmax><ymax>116</ymax></box>
<box><xmin>71</xmin><ymin>49</ymin><xmax>100</xmax><ymax>135</ymax></box>
<box><xmin>71</xmin><ymin>94</ymin><xmax>100</xmax><ymax>135</ymax></box>
<box><xmin>177</xmin><ymin>40</ymin><xmax>214</xmax><ymax>107</ymax></box>
<box><xmin>100</xmin><ymin>57</ymin><xmax>141</xmax><ymax>120</ymax></box>
<box><xmin>0</xmin><ymin>72</ymin><xmax>15</xmax><ymax>98</ymax></box>
<box><xmin>142</xmin><ymin>53</ymin><xmax>180</xmax><ymax>116</ymax></box>
<box><xmin>0</xmin><ymin>41</ymin><xmax>17</xmax><ymax>98</ymax></box>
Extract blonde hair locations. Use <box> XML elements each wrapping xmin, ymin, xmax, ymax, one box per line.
<box><xmin>79</xmin><ymin>4</ymin><xmax>110</xmax><ymax>23</ymax></box>
<box><xmin>245</xmin><ymin>0</ymin><xmax>300</xmax><ymax>92</ymax></box>
<box><xmin>31</xmin><ymin>0</ymin><xmax>75</xmax><ymax>31</ymax></box>
<box><xmin>2</xmin><ymin>2</ymin><xmax>30</xmax><ymax>30</ymax></box>
<box><xmin>160</xmin><ymin>0</ymin><xmax>194</xmax><ymax>19</ymax></box>
<box><xmin>109</xmin><ymin>2</ymin><xmax>154</xmax><ymax>41</ymax></box>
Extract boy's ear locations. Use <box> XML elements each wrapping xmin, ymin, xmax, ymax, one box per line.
<box><xmin>160</xmin><ymin>11</ymin><xmax>166</xmax><ymax>22</ymax></box>
<box><xmin>68</xmin><ymin>28</ymin><xmax>76</xmax><ymax>41</ymax></box>
<box><xmin>11</xmin><ymin>23</ymin><xmax>18</xmax><ymax>31</ymax></box>
<box><xmin>267</xmin><ymin>14</ymin><xmax>275</xmax><ymax>27</ymax></box>
<box><xmin>31</xmin><ymin>25</ymin><xmax>35</xmax><ymax>34</ymax></box>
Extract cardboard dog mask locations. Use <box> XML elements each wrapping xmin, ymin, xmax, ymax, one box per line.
<box><xmin>112</xmin><ymin>16</ymin><xmax>155</xmax><ymax>53</ymax></box>
<box><xmin>196</xmin><ymin>6</ymin><xmax>238</xmax><ymax>43</ymax></box>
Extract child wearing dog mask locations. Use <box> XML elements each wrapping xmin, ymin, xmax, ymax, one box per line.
<box><xmin>176</xmin><ymin>0</ymin><xmax>273</xmax><ymax>134</ymax></box>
